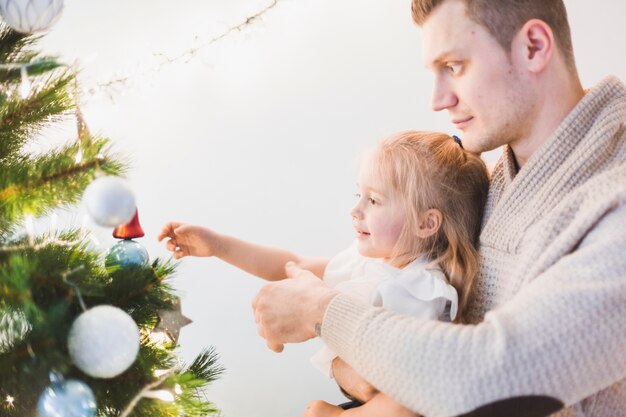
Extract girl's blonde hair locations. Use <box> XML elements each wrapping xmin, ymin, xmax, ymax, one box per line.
<box><xmin>372</xmin><ymin>131</ymin><xmax>490</xmax><ymax>322</ymax></box>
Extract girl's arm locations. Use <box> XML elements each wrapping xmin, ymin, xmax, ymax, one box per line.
<box><xmin>216</xmin><ymin>233</ymin><xmax>329</xmax><ymax>281</ymax></box>
<box><xmin>158</xmin><ymin>222</ymin><xmax>329</xmax><ymax>281</ymax></box>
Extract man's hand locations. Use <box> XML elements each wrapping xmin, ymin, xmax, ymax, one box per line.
<box><xmin>251</xmin><ymin>262</ymin><xmax>339</xmax><ymax>352</ymax></box>
<box><xmin>332</xmin><ymin>357</ymin><xmax>378</xmax><ymax>403</ymax></box>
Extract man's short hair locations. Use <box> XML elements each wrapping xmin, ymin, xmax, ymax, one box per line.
<box><xmin>411</xmin><ymin>0</ymin><xmax>575</xmax><ymax>70</ymax></box>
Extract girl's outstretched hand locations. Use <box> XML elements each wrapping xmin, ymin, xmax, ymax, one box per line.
<box><xmin>158</xmin><ymin>222</ymin><xmax>222</xmax><ymax>259</ymax></box>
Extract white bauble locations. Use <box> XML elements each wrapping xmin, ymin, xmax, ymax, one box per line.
<box><xmin>83</xmin><ymin>176</ymin><xmax>136</xmax><ymax>228</ymax></box>
<box><xmin>68</xmin><ymin>305</ymin><xmax>140</xmax><ymax>379</ymax></box>
<box><xmin>0</xmin><ymin>0</ymin><xmax>64</xmax><ymax>34</ymax></box>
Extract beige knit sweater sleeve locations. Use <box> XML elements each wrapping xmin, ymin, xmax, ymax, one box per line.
<box><xmin>321</xmin><ymin>202</ymin><xmax>626</xmax><ymax>417</ymax></box>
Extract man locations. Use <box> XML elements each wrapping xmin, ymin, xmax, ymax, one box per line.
<box><xmin>252</xmin><ymin>1</ymin><xmax>626</xmax><ymax>416</ymax></box>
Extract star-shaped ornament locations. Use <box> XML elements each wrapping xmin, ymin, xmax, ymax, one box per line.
<box><xmin>154</xmin><ymin>299</ymin><xmax>192</xmax><ymax>344</ymax></box>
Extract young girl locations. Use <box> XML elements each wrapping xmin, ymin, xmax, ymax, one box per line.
<box><xmin>158</xmin><ymin>131</ymin><xmax>490</xmax><ymax>417</ymax></box>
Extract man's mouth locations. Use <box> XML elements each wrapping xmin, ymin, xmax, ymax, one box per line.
<box><xmin>452</xmin><ymin>116</ymin><xmax>473</xmax><ymax>130</ymax></box>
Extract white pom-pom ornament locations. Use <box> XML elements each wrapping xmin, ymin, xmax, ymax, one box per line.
<box><xmin>83</xmin><ymin>176</ymin><xmax>136</xmax><ymax>228</ymax></box>
<box><xmin>0</xmin><ymin>0</ymin><xmax>64</xmax><ymax>34</ymax></box>
<box><xmin>68</xmin><ymin>305</ymin><xmax>140</xmax><ymax>379</ymax></box>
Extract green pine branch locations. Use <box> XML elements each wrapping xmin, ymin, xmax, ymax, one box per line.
<box><xmin>0</xmin><ymin>69</ymin><xmax>75</xmax><ymax>161</ymax></box>
<box><xmin>185</xmin><ymin>347</ymin><xmax>224</xmax><ymax>386</ymax></box>
<box><xmin>0</xmin><ymin>136</ymin><xmax>126</xmax><ymax>232</ymax></box>
<box><xmin>0</xmin><ymin>57</ymin><xmax>64</xmax><ymax>85</ymax></box>
<box><xmin>0</xmin><ymin>24</ymin><xmax>39</xmax><ymax>63</ymax></box>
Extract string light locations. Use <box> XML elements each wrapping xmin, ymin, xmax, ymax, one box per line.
<box><xmin>0</xmin><ymin>60</ymin><xmax>69</xmax><ymax>101</ymax></box>
<box><xmin>0</xmin><ymin>231</ymin><xmax>91</xmax><ymax>253</ymax></box>
<box><xmin>142</xmin><ymin>390</ymin><xmax>175</xmax><ymax>402</ymax></box>
<box><xmin>19</xmin><ymin>65</ymin><xmax>31</xmax><ymax>99</ymax></box>
<box><xmin>5</xmin><ymin>395</ymin><xmax>15</xmax><ymax>409</ymax></box>
<box><xmin>119</xmin><ymin>367</ymin><xmax>180</xmax><ymax>417</ymax></box>
<box><xmin>90</xmin><ymin>0</ymin><xmax>281</xmax><ymax>98</ymax></box>
<box><xmin>24</xmin><ymin>214</ymin><xmax>35</xmax><ymax>246</ymax></box>
<box><xmin>50</xmin><ymin>213</ymin><xmax>58</xmax><ymax>232</ymax></box>
<box><xmin>89</xmin><ymin>233</ymin><xmax>100</xmax><ymax>247</ymax></box>
<box><xmin>148</xmin><ymin>329</ymin><xmax>172</xmax><ymax>347</ymax></box>
<box><xmin>75</xmin><ymin>148</ymin><xmax>83</xmax><ymax>164</ymax></box>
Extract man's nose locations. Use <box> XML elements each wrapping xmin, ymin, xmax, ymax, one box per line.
<box><xmin>431</xmin><ymin>78</ymin><xmax>458</xmax><ymax>111</ymax></box>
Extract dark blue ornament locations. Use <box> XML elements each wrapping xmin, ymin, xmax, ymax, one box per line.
<box><xmin>105</xmin><ymin>239</ymin><xmax>149</xmax><ymax>269</ymax></box>
<box><xmin>37</xmin><ymin>379</ymin><xmax>97</xmax><ymax>417</ymax></box>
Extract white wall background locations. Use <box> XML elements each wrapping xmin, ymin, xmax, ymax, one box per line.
<box><xmin>31</xmin><ymin>1</ymin><xmax>626</xmax><ymax>416</ymax></box>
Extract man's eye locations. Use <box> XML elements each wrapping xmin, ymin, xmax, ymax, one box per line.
<box><xmin>446</xmin><ymin>63</ymin><xmax>461</xmax><ymax>74</ymax></box>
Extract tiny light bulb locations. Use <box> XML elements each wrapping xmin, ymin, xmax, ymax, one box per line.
<box><xmin>50</xmin><ymin>212</ymin><xmax>58</xmax><ymax>232</ymax></box>
<box><xmin>149</xmin><ymin>330</ymin><xmax>172</xmax><ymax>347</ymax></box>
<box><xmin>89</xmin><ymin>233</ymin><xmax>100</xmax><ymax>247</ymax></box>
<box><xmin>75</xmin><ymin>149</ymin><xmax>83</xmax><ymax>164</ymax></box>
<box><xmin>24</xmin><ymin>215</ymin><xmax>34</xmax><ymax>243</ymax></box>
<box><xmin>20</xmin><ymin>65</ymin><xmax>31</xmax><ymax>99</ymax></box>
<box><xmin>143</xmin><ymin>390</ymin><xmax>175</xmax><ymax>402</ymax></box>
<box><xmin>5</xmin><ymin>395</ymin><xmax>15</xmax><ymax>408</ymax></box>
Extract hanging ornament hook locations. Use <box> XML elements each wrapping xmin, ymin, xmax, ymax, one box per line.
<box><xmin>62</xmin><ymin>266</ymin><xmax>88</xmax><ymax>312</ymax></box>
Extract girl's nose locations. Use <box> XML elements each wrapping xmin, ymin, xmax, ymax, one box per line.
<box><xmin>350</xmin><ymin>204</ymin><xmax>362</xmax><ymax>220</ymax></box>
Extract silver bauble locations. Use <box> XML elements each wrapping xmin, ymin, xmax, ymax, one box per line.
<box><xmin>83</xmin><ymin>176</ymin><xmax>136</xmax><ymax>228</ymax></box>
<box><xmin>0</xmin><ymin>0</ymin><xmax>64</xmax><ymax>33</ymax></box>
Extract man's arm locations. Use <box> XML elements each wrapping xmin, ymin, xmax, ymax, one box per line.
<box><xmin>320</xmin><ymin>204</ymin><xmax>626</xmax><ymax>416</ymax></box>
<box><xmin>253</xmin><ymin>205</ymin><xmax>626</xmax><ymax>416</ymax></box>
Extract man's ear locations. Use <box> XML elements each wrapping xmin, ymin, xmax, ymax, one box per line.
<box><xmin>417</xmin><ymin>209</ymin><xmax>442</xmax><ymax>238</ymax></box>
<box><xmin>512</xmin><ymin>19</ymin><xmax>555</xmax><ymax>73</ymax></box>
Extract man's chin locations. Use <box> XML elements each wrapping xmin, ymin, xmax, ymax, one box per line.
<box><xmin>456</xmin><ymin>134</ymin><xmax>481</xmax><ymax>153</ymax></box>
<box><xmin>459</xmin><ymin>133</ymin><xmax>500</xmax><ymax>154</ymax></box>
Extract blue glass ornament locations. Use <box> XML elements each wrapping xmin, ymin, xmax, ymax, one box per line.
<box><xmin>37</xmin><ymin>379</ymin><xmax>97</xmax><ymax>417</ymax></box>
<box><xmin>105</xmin><ymin>239</ymin><xmax>149</xmax><ymax>269</ymax></box>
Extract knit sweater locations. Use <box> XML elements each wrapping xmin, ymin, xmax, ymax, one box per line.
<box><xmin>321</xmin><ymin>76</ymin><xmax>626</xmax><ymax>417</ymax></box>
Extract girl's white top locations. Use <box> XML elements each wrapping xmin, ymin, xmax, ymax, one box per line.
<box><xmin>311</xmin><ymin>240</ymin><xmax>459</xmax><ymax>377</ymax></box>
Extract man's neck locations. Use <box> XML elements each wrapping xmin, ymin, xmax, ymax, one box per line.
<box><xmin>511</xmin><ymin>76</ymin><xmax>585</xmax><ymax>168</ymax></box>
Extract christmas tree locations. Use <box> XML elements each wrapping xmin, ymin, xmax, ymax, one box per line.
<box><xmin>0</xmin><ymin>4</ymin><xmax>222</xmax><ymax>417</ymax></box>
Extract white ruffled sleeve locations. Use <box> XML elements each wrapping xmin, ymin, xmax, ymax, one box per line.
<box><xmin>323</xmin><ymin>240</ymin><xmax>367</xmax><ymax>288</ymax></box>
<box><xmin>370</xmin><ymin>261</ymin><xmax>458</xmax><ymax>321</ymax></box>
<box><xmin>313</xmin><ymin>251</ymin><xmax>458</xmax><ymax>378</ymax></box>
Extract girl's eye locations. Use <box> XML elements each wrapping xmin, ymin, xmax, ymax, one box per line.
<box><xmin>368</xmin><ymin>198</ymin><xmax>377</xmax><ymax>205</ymax></box>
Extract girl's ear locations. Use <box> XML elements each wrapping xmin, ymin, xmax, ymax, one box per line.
<box><xmin>417</xmin><ymin>209</ymin><xmax>442</xmax><ymax>238</ymax></box>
